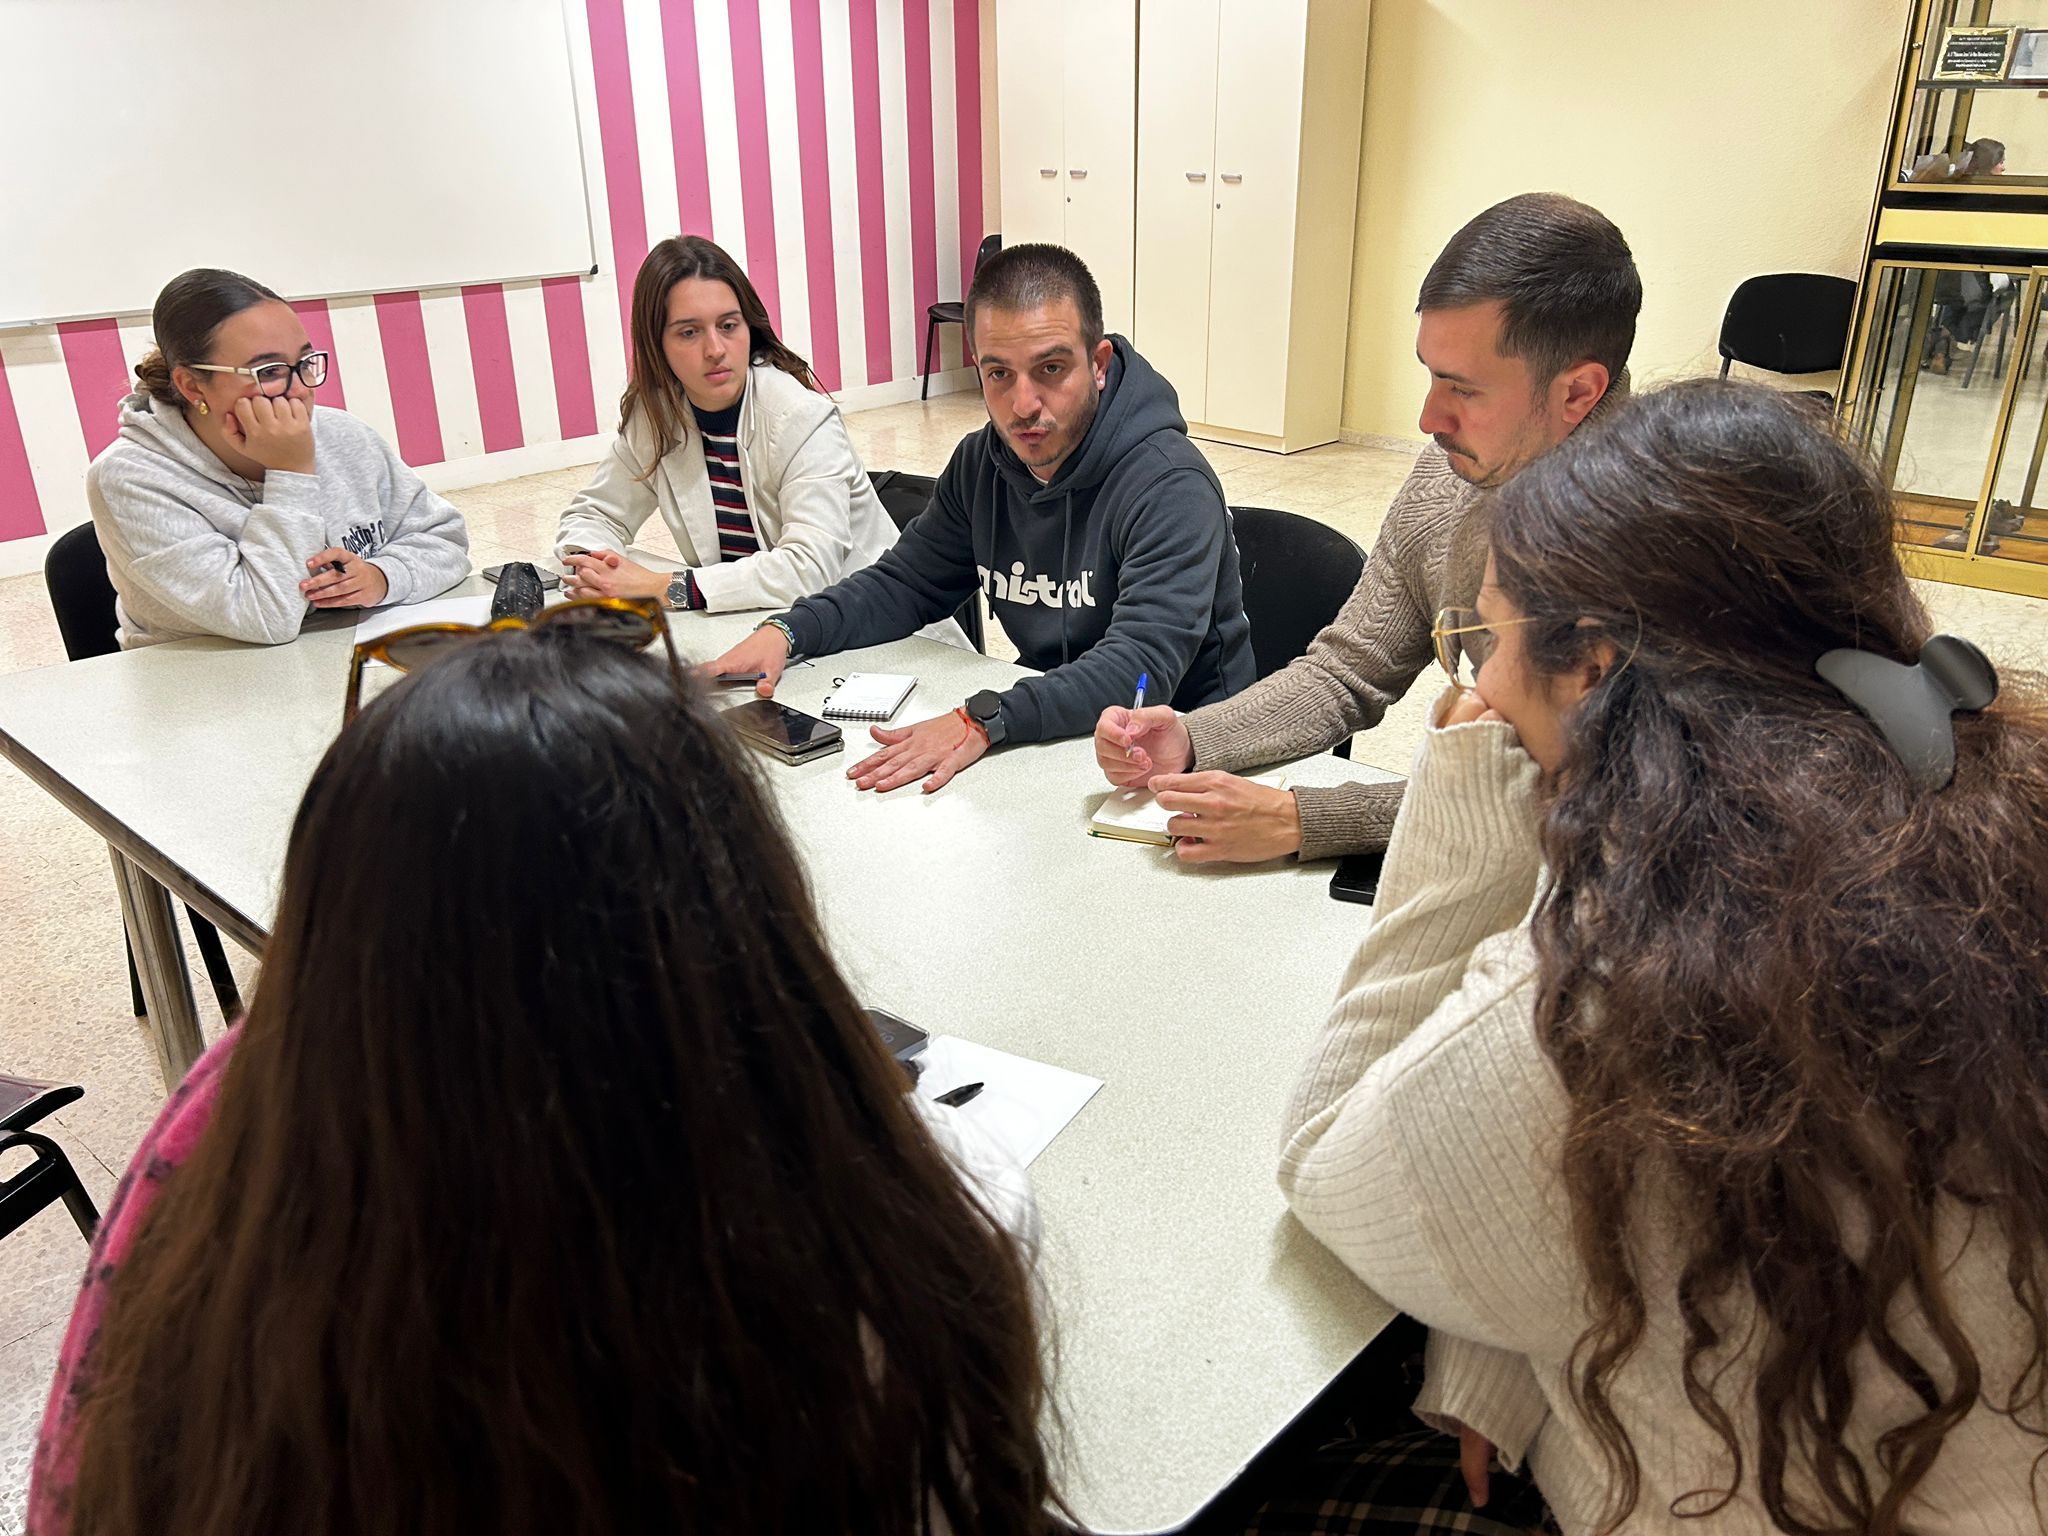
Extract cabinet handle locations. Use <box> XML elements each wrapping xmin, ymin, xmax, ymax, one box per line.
<box><xmin>1039</xmin><ymin>167</ymin><xmax>1057</xmax><ymax>177</ymax></box>
<box><xmin>1185</xmin><ymin>170</ymin><xmax>1207</xmax><ymax>182</ymax></box>
<box><xmin>1221</xmin><ymin>172</ymin><xmax>1243</xmax><ymax>184</ymax></box>
<box><xmin>1069</xmin><ymin>168</ymin><xmax>1088</xmax><ymax>178</ymax></box>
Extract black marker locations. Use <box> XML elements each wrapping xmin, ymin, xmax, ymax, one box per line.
<box><xmin>934</xmin><ymin>1081</ymin><xmax>983</xmax><ymax>1108</ymax></box>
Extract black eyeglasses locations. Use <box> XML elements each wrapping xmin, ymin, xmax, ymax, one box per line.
<box><xmin>186</xmin><ymin>351</ymin><xmax>330</xmax><ymax>398</ymax></box>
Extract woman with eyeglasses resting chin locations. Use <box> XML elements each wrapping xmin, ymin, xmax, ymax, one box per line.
<box><xmin>1272</xmin><ymin>381</ymin><xmax>2048</xmax><ymax>1534</ymax></box>
<box><xmin>30</xmin><ymin>632</ymin><xmax>1058</xmax><ymax>1536</ymax></box>
<box><xmin>85</xmin><ymin>268</ymin><xmax>469</xmax><ymax>649</ymax></box>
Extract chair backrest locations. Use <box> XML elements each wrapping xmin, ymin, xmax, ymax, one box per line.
<box><xmin>867</xmin><ymin>469</ymin><xmax>985</xmax><ymax>654</ymax></box>
<box><xmin>1229</xmin><ymin>505</ymin><xmax>1366</xmax><ymax>683</ymax></box>
<box><xmin>43</xmin><ymin>521</ymin><xmax>123</xmax><ymax>662</ymax></box>
<box><xmin>1717</xmin><ymin>273</ymin><xmax>1858</xmax><ymax>377</ymax></box>
<box><xmin>972</xmin><ymin>233</ymin><xmax>1002</xmax><ymax>279</ymax></box>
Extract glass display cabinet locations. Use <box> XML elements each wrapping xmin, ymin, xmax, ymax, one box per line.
<box><xmin>1842</xmin><ymin>0</ymin><xmax>2048</xmax><ymax>597</ymax></box>
<box><xmin>1886</xmin><ymin>0</ymin><xmax>2048</xmax><ymax>194</ymax></box>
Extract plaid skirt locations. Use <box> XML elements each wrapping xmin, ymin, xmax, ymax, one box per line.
<box><xmin>1241</xmin><ymin>1425</ymin><xmax>1554</xmax><ymax>1536</ymax></box>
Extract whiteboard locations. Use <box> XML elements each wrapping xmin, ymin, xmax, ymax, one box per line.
<box><xmin>0</xmin><ymin>0</ymin><xmax>595</xmax><ymax>327</ymax></box>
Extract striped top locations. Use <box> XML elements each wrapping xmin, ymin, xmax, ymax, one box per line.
<box><xmin>692</xmin><ymin>395</ymin><xmax>760</xmax><ymax>562</ymax></box>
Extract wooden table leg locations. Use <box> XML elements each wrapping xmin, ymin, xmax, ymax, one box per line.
<box><xmin>110</xmin><ymin>849</ymin><xmax>205</xmax><ymax>1091</ymax></box>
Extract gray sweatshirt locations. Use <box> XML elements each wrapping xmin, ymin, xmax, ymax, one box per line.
<box><xmin>86</xmin><ymin>391</ymin><xmax>471</xmax><ymax>649</ymax></box>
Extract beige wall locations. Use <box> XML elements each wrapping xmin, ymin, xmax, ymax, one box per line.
<box><xmin>1340</xmin><ymin>0</ymin><xmax>1910</xmax><ymax>441</ymax></box>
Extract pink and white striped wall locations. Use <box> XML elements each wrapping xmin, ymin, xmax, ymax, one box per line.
<box><xmin>0</xmin><ymin>0</ymin><xmax>994</xmax><ymax>579</ymax></box>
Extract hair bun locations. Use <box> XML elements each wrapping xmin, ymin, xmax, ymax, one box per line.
<box><xmin>133</xmin><ymin>348</ymin><xmax>178</xmax><ymax>405</ymax></box>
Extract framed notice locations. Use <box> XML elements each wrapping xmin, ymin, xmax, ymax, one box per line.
<box><xmin>2010</xmin><ymin>28</ymin><xmax>2048</xmax><ymax>82</ymax></box>
<box><xmin>1931</xmin><ymin>24</ymin><xmax>2018</xmax><ymax>82</ymax></box>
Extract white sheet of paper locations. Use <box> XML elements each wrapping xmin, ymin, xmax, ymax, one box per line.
<box><xmin>914</xmin><ymin>1035</ymin><xmax>1103</xmax><ymax>1168</ymax></box>
<box><xmin>352</xmin><ymin>594</ymin><xmax>495</xmax><ymax>657</ymax></box>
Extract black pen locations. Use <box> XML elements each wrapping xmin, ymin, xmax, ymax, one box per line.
<box><xmin>934</xmin><ymin>1081</ymin><xmax>984</xmax><ymax>1108</ymax></box>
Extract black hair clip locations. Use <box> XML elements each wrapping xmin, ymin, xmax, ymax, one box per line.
<box><xmin>1815</xmin><ymin>634</ymin><xmax>1999</xmax><ymax>791</ymax></box>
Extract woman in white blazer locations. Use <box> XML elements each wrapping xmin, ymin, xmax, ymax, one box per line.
<box><xmin>555</xmin><ymin>236</ymin><xmax>904</xmax><ymax>615</ymax></box>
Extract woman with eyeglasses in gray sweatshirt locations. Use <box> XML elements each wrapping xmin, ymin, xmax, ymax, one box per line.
<box><xmin>85</xmin><ymin>268</ymin><xmax>469</xmax><ymax>649</ymax></box>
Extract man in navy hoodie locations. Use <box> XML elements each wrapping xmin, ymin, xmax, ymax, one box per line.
<box><xmin>704</xmin><ymin>243</ymin><xmax>1254</xmax><ymax>793</ymax></box>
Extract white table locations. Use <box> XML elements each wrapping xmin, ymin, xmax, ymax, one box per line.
<box><xmin>0</xmin><ymin>582</ymin><xmax>1400</xmax><ymax>1532</ymax></box>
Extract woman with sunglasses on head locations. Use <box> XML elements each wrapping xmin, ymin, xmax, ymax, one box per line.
<box><xmin>86</xmin><ymin>268</ymin><xmax>469</xmax><ymax>649</ymax></box>
<box><xmin>1268</xmin><ymin>381</ymin><xmax>2048</xmax><ymax>1534</ymax></box>
<box><xmin>556</xmin><ymin>235</ymin><xmax>919</xmax><ymax>621</ymax></box>
<box><xmin>30</xmin><ymin>625</ymin><xmax>1058</xmax><ymax>1536</ymax></box>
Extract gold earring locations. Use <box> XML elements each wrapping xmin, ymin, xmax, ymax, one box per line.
<box><xmin>193</xmin><ymin>399</ymin><xmax>209</xmax><ymax>417</ymax></box>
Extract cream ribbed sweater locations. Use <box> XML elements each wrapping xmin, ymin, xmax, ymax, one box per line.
<box><xmin>1280</xmin><ymin>712</ymin><xmax>2042</xmax><ymax>1533</ymax></box>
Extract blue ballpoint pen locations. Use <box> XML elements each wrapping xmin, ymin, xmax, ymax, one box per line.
<box><xmin>1132</xmin><ymin>671</ymin><xmax>1148</xmax><ymax>710</ymax></box>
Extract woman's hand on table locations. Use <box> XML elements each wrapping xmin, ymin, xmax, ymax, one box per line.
<box><xmin>300</xmin><ymin>548</ymin><xmax>388</xmax><ymax>608</ymax></box>
<box><xmin>563</xmin><ymin>550</ymin><xmax>669</xmax><ymax>601</ymax></box>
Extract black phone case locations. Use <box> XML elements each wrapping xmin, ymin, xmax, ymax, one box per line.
<box><xmin>1329</xmin><ymin>852</ymin><xmax>1385</xmax><ymax>905</ymax></box>
<box><xmin>866</xmin><ymin>1007</ymin><xmax>929</xmax><ymax>1089</ymax></box>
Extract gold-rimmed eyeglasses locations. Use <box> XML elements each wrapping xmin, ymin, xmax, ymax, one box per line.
<box><xmin>1431</xmin><ymin>606</ymin><xmax>1535</xmax><ymax>691</ymax></box>
<box><xmin>343</xmin><ymin>595</ymin><xmax>683</xmax><ymax>724</ymax></box>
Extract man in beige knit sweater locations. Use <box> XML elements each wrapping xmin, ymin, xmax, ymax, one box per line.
<box><xmin>1093</xmin><ymin>193</ymin><xmax>1640</xmax><ymax>863</ymax></box>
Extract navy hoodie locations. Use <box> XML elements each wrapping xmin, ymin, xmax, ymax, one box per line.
<box><xmin>782</xmin><ymin>338</ymin><xmax>1254</xmax><ymax>742</ymax></box>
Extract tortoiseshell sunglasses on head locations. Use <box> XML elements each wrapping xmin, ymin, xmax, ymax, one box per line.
<box><xmin>343</xmin><ymin>595</ymin><xmax>683</xmax><ymax>724</ymax></box>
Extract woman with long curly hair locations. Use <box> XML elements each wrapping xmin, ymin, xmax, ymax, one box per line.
<box><xmin>1278</xmin><ymin>380</ymin><xmax>2048</xmax><ymax>1534</ymax></box>
<box><xmin>29</xmin><ymin>628</ymin><xmax>1058</xmax><ymax>1536</ymax></box>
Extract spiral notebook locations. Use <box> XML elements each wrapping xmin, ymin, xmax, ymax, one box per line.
<box><xmin>822</xmin><ymin>673</ymin><xmax>917</xmax><ymax>722</ymax></box>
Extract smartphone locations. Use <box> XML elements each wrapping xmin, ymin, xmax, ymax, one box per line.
<box><xmin>1328</xmin><ymin>850</ymin><xmax>1387</xmax><ymax>905</ymax></box>
<box><xmin>482</xmin><ymin>563</ymin><xmax>561</xmax><ymax>590</ymax></box>
<box><xmin>723</xmin><ymin>697</ymin><xmax>844</xmax><ymax>763</ymax></box>
<box><xmin>712</xmin><ymin>671</ymin><xmax>769</xmax><ymax>687</ymax></box>
<box><xmin>865</xmin><ymin>1007</ymin><xmax>930</xmax><ymax>1089</ymax></box>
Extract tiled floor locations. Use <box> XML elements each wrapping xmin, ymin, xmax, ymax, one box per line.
<box><xmin>2</xmin><ymin>391</ymin><xmax>2045</xmax><ymax>1531</ymax></box>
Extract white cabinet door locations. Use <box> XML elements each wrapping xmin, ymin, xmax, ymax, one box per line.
<box><xmin>995</xmin><ymin>1</ymin><xmax>1065</xmax><ymax>250</ymax></box>
<box><xmin>1061</xmin><ymin>0</ymin><xmax>1138</xmax><ymax>336</ymax></box>
<box><xmin>1134</xmin><ymin>0</ymin><xmax>1221</xmax><ymax>420</ymax></box>
<box><xmin>1203</xmin><ymin>0</ymin><xmax>1306</xmax><ymax>438</ymax></box>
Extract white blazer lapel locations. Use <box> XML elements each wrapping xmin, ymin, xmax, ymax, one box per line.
<box><xmin>735</xmin><ymin>364</ymin><xmax>778</xmax><ymax>548</ymax></box>
<box><xmin>663</xmin><ymin>416</ymin><xmax>722</xmax><ymax>565</ymax></box>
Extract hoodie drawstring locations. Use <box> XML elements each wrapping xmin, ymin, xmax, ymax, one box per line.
<box><xmin>1059</xmin><ymin>493</ymin><xmax>1073</xmax><ymax>666</ymax></box>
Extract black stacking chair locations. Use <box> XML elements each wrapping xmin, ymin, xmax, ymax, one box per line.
<box><xmin>41</xmin><ymin>522</ymin><xmax>243</xmax><ymax>1022</ymax></box>
<box><xmin>1</xmin><ymin>1072</ymin><xmax>98</xmax><ymax>1242</ymax></box>
<box><xmin>867</xmin><ymin>470</ymin><xmax>986</xmax><ymax>654</ymax></box>
<box><xmin>1961</xmin><ymin>280</ymin><xmax>2020</xmax><ymax>390</ymax></box>
<box><xmin>1229</xmin><ymin>506</ymin><xmax>1368</xmax><ymax>759</ymax></box>
<box><xmin>1716</xmin><ymin>273</ymin><xmax>1857</xmax><ymax>406</ymax></box>
<box><xmin>921</xmin><ymin>233</ymin><xmax>1002</xmax><ymax>401</ymax></box>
